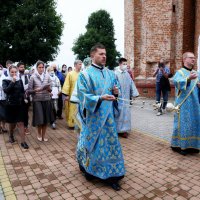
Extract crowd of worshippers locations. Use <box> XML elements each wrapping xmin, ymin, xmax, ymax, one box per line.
<box><xmin>0</xmin><ymin>60</ymin><xmax>73</xmax><ymax>149</ymax></box>
<box><xmin>0</xmin><ymin>42</ymin><xmax>199</xmax><ymax>191</ymax></box>
<box><xmin>0</xmin><ymin>54</ymin><xmax>137</xmax><ymax>150</ymax></box>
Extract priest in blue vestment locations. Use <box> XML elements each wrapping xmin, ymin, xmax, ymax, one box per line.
<box><xmin>171</xmin><ymin>52</ymin><xmax>200</xmax><ymax>155</ymax></box>
<box><xmin>115</xmin><ymin>57</ymin><xmax>139</xmax><ymax>138</ymax></box>
<box><xmin>76</xmin><ymin>43</ymin><xmax>125</xmax><ymax>191</ymax></box>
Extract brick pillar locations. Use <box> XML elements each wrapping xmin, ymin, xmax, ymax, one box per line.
<box><xmin>124</xmin><ymin>0</ymin><xmax>185</xmax><ymax>97</ymax></box>
<box><xmin>182</xmin><ymin>0</ymin><xmax>195</xmax><ymax>53</ymax></box>
<box><xmin>124</xmin><ymin>0</ymin><xmax>134</xmax><ymax>69</ymax></box>
<box><xmin>195</xmin><ymin>0</ymin><xmax>200</xmax><ymax>60</ymax></box>
<box><xmin>171</xmin><ymin>0</ymin><xmax>184</xmax><ymax>71</ymax></box>
<box><xmin>134</xmin><ymin>0</ymin><xmax>176</xmax><ymax>97</ymax></box>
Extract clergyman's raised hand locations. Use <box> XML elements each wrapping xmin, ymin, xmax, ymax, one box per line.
<box><xmin>101</xmin><ymin>94</ymin><xmax>116</xmax><ymax>101</ymax></box>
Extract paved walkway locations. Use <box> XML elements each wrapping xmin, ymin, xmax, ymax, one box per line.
<box><xmin>0</xmin><ymin>98</ymin><xmax>200</xmax><ymax>200</ymax></box>
<box><xmin>131</xmin><ymin>98</ymin><xmax>174</xmax><ymax>142</ymax></box>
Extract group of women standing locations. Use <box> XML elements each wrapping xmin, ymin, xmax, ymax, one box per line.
<box><xmin>0</xmin><ymin>61</ymin><xmax>55</xmax><ymax>149</ymax></box>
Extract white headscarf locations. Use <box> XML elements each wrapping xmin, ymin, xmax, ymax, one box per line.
<box><xmin>35</xmin><ymin>67</ymin><xmax>45</xmax><ymax>82</ymax></box>
<box><xmin>0</xmin><ymin>72</ymin><xmax>6</xmax><ymax>100</ymax></box>
<box><xmin>0</xmin><ymin>69</ymin><xmax>4</xmax><ymax>86</ymax></box>
<box><xmin>4</xmin><ymin>66</ymin><xmax>20</xmax><ymax>81</ymax></box>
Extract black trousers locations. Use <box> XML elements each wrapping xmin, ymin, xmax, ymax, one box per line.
<box><xmin>24</xmin><ymin>100</ymin><xmax>30</xmax><ymax>128</ymax></box>
<box><xmin>57</xmin><ymin>95</ymin><xmax>63</xmax><ymax>118</ymax></box>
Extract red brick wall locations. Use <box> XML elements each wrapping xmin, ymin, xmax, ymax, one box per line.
<box><xmin>124</xmin><ymin>0</ymin><xmax>135</xmax><ymax>69</ymax></box>
<box><xmin>133</xmin><ymin>0</ymin><xmax>180</xmax><ymax>79</ymax></box>
<box><xmin>142</xmin><ymin>0</ymin><xmax>172</xmax><ymax>63</ymax></box>
<box><xmin>133</xmin><ymin>0</ymin><xmax>142</xmax><ymax>78</ymax></box>
<box><xmin>182</xmin><ymin>0</ymin><xmax>195</xmax><ymax>53</ymax></box>
<box><xmin>135</xmin><ymin>80</ymin><xmax>175</xmax><ymax>98</ymax></box>
<box><xmin>124</xmin><ymin>0</ymin><xmax>200</xmax><ymax>97</ymax></box>
<box><xmin>195</xmin><ymin>0</ymin><xmax>200</xmax><ymax>60</ymax></box>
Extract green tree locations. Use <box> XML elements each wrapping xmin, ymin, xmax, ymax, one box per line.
<box><xmin>72</xmin><ymin>10</ymin><xmax>120</xmax><ymax>70</ymax></box>
<box><xmin>0</xmin><ymin>0</ymin><xmax>64</xmax><ymax>65</ymax></box>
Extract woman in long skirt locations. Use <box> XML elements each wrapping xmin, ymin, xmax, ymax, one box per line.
<box><xmin>3</xmin><ymin>65</ymin><xmax>28</xmax><ymax>149</ymax></box>
<box><xmin>28</xmin><ymin>61</ymin><xmax>54</xmax><ymax>141</ymax></box>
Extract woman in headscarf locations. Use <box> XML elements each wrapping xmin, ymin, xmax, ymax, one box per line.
<box><xmin>28</xmin><ymin>61</ymin><xmax>54</xmax><ymax>142</ymax></box>
<box><xmin>2</xmin><ymin>65</ymin><xmax>29</xmax><ymax>149</ymax></box>
<box><xmin>46</xmin><ymin>66</ymin><xmax>61</xmax><ymax>129</ymax></box>
<box><xmin>0</xmin><ymin>65</ymin><xmax>7</xmax><ymax>133</ymax></box>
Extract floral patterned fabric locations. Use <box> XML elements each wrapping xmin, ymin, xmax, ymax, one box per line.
<box><xmin>171</xmin><ymin>68</ymin><xmax>200</xmax><ymax>149</ymax></box>
<box><xmin>115</xmin><ymin>68</ymin><xmax>139</xmax><ymax>133</ymax></box>
<box><xmin>76</xmin><ymin>66</ymin><xmax>125</xmax><ymax>179</ymax></box>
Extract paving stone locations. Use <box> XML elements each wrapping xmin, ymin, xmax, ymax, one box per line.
<box><xmin>0</xmin><ymin>98</ymin><xmax>199</xmax><ymax>200</ymax></box>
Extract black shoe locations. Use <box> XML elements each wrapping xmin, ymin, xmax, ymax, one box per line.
<box><xmin>192</xmin><ymin>149</ymin><xmax>199</xmax><ymax>154</ymax></box>
<box><xmin>21</xmin><ymin>142</ymin><xmax>29</xmax><ymax>149</ymax></box>
<box><xmin>119</xmin><ymin>132</ymin><xmax>128</xmax><ymax>138</ymax></box>
<box><xmin>171</xmin><ymin>146</ymin><xmax>181</xmax><ymax>153</ymax></box>
<box><xmin>85</xmin><ymin>172</ymin><xmax>96</xmax><ymax>181</ymax></box>
<box><xmin>110</xmin><ymin>183</ymin><xmax>121</xmax><ymax>191</ymax></box>
<box><xmin>187</xmin><ymin>148</ymin><xmax>200</xmax><ymax>154</ymax></box>
<box><xmin>2</xmin><ymin>128</ymin><xmax>8</xmax><ymax>133</ymax></box>
<box><xmin>9</xmin><ymin>136</ymin><xmax>15</xmax><ymax>144</ymax></box>
<box><xmin>179</xmin><ymin>150</ymin><xmax>187</xmax><ymax>156</ymax></box>
<box><xmin>79</xmin><ymin>165</ymin><xmax>86</xmax><ymax>173</ymax></box>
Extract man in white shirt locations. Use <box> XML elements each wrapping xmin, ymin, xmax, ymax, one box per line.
<box><xmin>17</xmin><ymin>62</ymin><xmax>30</xmax><ymax>134</ymax></box>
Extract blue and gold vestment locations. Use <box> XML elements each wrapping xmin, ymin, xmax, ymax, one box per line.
<box><xmin>76</xmin><ymin>66</ymin><xmax>125</xmax><ymax>179</ymax></box>
<box><xmin>171</xmin><ymin>67</ymin><xmax>200</xmax><ymax>150</ymax></box>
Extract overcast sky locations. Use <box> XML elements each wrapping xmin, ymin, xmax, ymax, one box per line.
<box><xmin>54</xmin><ymin>0</ymin><xmax>124</xmax><ymax>68</ymax></box>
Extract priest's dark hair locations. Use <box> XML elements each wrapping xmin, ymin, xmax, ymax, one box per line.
<box><xmin>90</xmin><ymin>43</ymin><xmax>105</xmax><ymax>55</ymax></box>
